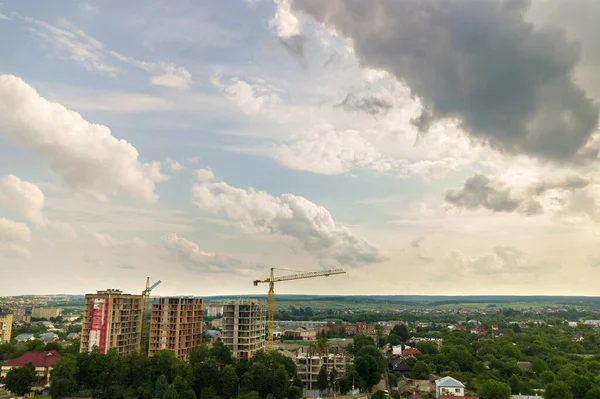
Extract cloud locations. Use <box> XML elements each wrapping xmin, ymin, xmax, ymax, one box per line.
<box><xmin>27</xmin><ymin>18</ymin><xmax>191</xmax><ymax>89</ymax></box>
<box><xmin>336</xmin><ymin>93</ymin><xmax>393</xmax><ymax>116</ymax></box>
<box><xmin>448</xmin><ymin>245</ymin><xmax>554</xmax><ymax>276</ymax></box>
<box><xmin>213</xmin><ymin>76</ymin><xmax>281</xmax><ymax>115</ymax></box>
<box><xmin>196</xmin><ymin>168</ymin><xmax>215</xmax><ymax>182</ymax></box>
<box><xmin>270</xmin><ymin>0</ymin><xmax>307</xmax><ymax>63</ymax></box>
<box><xmin>0</xmin><ymin>13</ymin><xmax>10</xmax><ymax>21</ymax></box>
<box><xmin>0</xmin><ymin>75</ymin><xmax>166</xmax><ymax>201</ymax></box>
<box><xmin>273</xmin><ymin>126</ymin><xmax>457</xmax><ymax>178</ymax></box>
<box><xmin>192</xmin><ymin>178</ymin><xmax>384</xmax><ymax>265</ymax></box>
<box><xmin>5</xmin><ymin>243</ymin><xmax>31</xmax><ymax>258</ymax></box>
<box><xmin>165</xmin><ymin>158</ymin><xmax>185</xmax><ymax>173</ymax></box>
<box><xmin>161</xmin><ymin>233</ymin><xmax>251</xmax><ymax>273</ymax></box>
<box><xmin>0</xmin><ymin>175</ymin><xmax>47</xmax><ymax>227</ymax></box>
<box><xmin>411</xmin><ymin>237</ymin><xmax>424</xmax><ymax>248</ymax></box>
<box><xmin>445</xmin><ymin>173</ymin><xmax>591</xmax><ymax>216</ymax></box>
<box><xmin>88</xmin><ymin>231</ymin><xmax>147</xmax><ymax>250</ymax></box>
<box><xmin>290</xmin><ymin>0</ymin><xmax>599</xmax><ymax>161</ymax></box>
<box><xmin>116</xmin><ymin>263</ymin><xmax>136</xmax><ymax>270</ymax></box>
<box><xmin>0</xmin><ymin>218</ymin><xmax>31</xmax><ymax>242</ymax></box>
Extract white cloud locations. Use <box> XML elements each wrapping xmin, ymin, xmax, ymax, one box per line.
<box><xmin>0</xmin><ymin>218</ymin><xmax>31</xmax><ymax>242</ymax></box>
<box><xmin>0</xmin><ymin>175</ymin><xmax>47</xmax><ymax>227</ymax></box>
<box><xmin>88</xmin><ymin>231</ymin><xmax>147</xmax><ymax>250</ymax></box>
<box><xmin>270</xmin><ymin>0</ymin><xmax>302</xmax><ymax>38</ymax></box>
<box><xmin>165</xmin><ymin>158</ymin><xmax>185</xmax><ymax>173</ymax></box>
<box><xmin>27</xmin><ymin>18</ymin><xmax>191</xmax><ymax>89</ymax></box>
<box><xmin>161</xmin><ymin>233</ymin><xmax>252</xmax><ymax>273</ymax></box>
<box><xmin>196</xmin><ymin>168</ymin><xmax>215</xmax><ymax>182</ymax></box>
<box><xmin>5</xmin><ymin>243</ymin><xmax>31</xmax><ymax>258</ymax></box>
<box><xmin>214</xmin><ymin>76</ymin><xmax>281</xmax><ymax>115</ymax></box>
<box><xmin>0</xmin><ymin>75</ymin><xmax>167</xmax><ymax>202</ymax></box>
<box><xmin>0</xmin><ymin>13</ymin><xmax>10</xmax><ymax>20</ymax></box>
<box><xmin>192</xmin><ymin>178</ymin><xmax>384</xmax><ymax>265</ymax></box>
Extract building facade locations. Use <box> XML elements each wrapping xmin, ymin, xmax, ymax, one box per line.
<box><xmin>0</xmin><ymin>309</ymin><xmax>13</xmax><ymax>344</ymax></box>
<box><xmin>222</xmin><ymin>299</ymin><xmax>266</xmax><ymax>360</ymax></box>
<box><xmin>148</xmin><ymin>297</ymin><xmax>204</xmax><ymax>360</ymax></box>
<box><xmin>296</xmin><ymin>353</ymin><xmax>350</xmax><ymax>396</ymax></box>
<box><xmin>80</xmin><ymin>289</ymin><xmax>143</xmax><ymax>355</ymax></box>
<box><xmin>7</xmin><ymin>306</ymin><xmax>25</xmax><ymax>322</ymax></box>
<box><xmin>206</xmin><ymin>304</ymin><xmax>223</xmax><ymax>317</ymax></box>
<box><xmin>31</xmin><ymin>307</ymin><xmax>62</xmax><ymax>319</ymax></box>
<box><xmin>1</xmin><ymin>350</ymin><xmax>61</xmax><ymax>386</ymax></box>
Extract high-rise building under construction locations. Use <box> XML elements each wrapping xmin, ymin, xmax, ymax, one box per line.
<box><xmin>148</xmin><ymin>297</ymin><xmax>204</xmax><ymax>360</ymax></box>
<box><xmin>80</xmin><ymin>289</ymin><xmax>143</xmax><ymax>355</ymax></box>
<box><xmin>222</xmin><ymin>299</ymin><xmax>266</xmax><ymax>360</ymax></box>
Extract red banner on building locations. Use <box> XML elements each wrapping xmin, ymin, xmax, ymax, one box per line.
<box><xmin>89</xmin><ymin>299</ymin><xmax>109</xmax><ymax>353</ymax></box>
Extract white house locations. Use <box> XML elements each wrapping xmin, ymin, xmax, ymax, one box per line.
<box><xmin>435</xmin><ymin>376</ymin><xmax>465</xmax><ymax>398</ymax></box>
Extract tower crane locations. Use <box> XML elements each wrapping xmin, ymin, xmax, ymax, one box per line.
<box><xmin>253</xmin><ymin>267</ymin><xmax>346</xmax><ymax>351</ymax></box>
<box><xmin>141</xmin><ymin>277</ymin><xmax>161</xmax><ymax>354</ymax></box>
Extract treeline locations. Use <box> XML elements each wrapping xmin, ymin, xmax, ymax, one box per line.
<box><xmin>46</xmin><ymin>343</ymin><xmax>304</xmax><ymax>399</ymax></box>
<box><xmin>396</xmin><ymin>323</ymin><xmax>600</xmax><ymax>399</ymax></box>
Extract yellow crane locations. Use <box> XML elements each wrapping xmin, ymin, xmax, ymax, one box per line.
<box><xmin>253</xmin><ymin>267</ymin><xmax>346</xmax><ymax>351</ymax></box>
<box><xmin>141</xmin><ymin>277</ymin><xmax>161</xmax><ymax>354</ymax></box>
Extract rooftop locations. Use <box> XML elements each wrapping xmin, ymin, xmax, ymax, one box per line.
<box><xmin>436</xmin><ymin>376</ymin><xmax>465</xmax><ymax>388</ymax></box>
<box><xmin>2</xmin><ymin>351</ymin><xmax>61</xmax><ymax>368</ymax></box>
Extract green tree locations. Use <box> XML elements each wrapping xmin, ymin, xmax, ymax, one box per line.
<box><xmin>317</xmin><ymin>365</ymin><xmax>329</xmax><ymax>393</ymax></box>
<box><xmin>217</xmin><ymin>364</ymin><xmax>238</xmax><ymax>399</ymax></box>
<box><xmin>5</xmin><ymin>362</ymin><xmax>36</xmax><ymax>396</ymax></box>
<box><xmin>391</xmin><ymin>324</ymin><xmax>409</xmax><ymax>342</ymax></box>
<box><xmin>478</xmin><ymin>380</ymin><xmax>511</xmax><ymax>399</ymax></box>
<box><xmin>584</xmin><ymin>387</ymin><xmax>600</xmax><ymax>399</ymax></box>
<box><xmin>155</xmin><ymin>374</ymin><xmax>170</xmax><ymax>399</ymax></box>
<box><xmin>166</xmin><ymin>384</ymin><xmax>180</xmax><ymax>399</ymax></box>
<box><xmin>508</xmin><ymin>375</ymin><xmax>520</xmax><ymax>395</ymax></box>
<box><xmin>371</xmin><ymin>390</ymin><xmax>387</xmax><ymax>399</ymax></box>
<box><xmin>330</xmin><ymin>368</ymin><xmax>338</xmax><ymax>393</ymax></box>
<box><xmin>25</xmin><ymin>339</ymin><xmax>46</xmax><ymax>352</ymax></box>
<box><xmin>412</xmin><ymin>361</ymin><xmax>431</xmax><ymax>380</ymax></box>
<box><xmin>544</xmin><ymin>381</ymin><xmax>573</xmax><ymax>399</ymax></box>
<box><xmin>540</xmin><ymin>370</ymin><xmax>555</xmax><ymax>385</ymax></box>
<box><xmin>50</xmin><ymin>356</ymin><xmax>78</xmax><ymax>399</ymax></box>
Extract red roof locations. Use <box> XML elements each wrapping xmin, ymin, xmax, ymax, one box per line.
<box><xmin>2</xmin><ymin>351</ymin><xmax>61</xmax><ymax>368</ymax></box>
<box><xmin>402</xmin><ymin>348</ymin><xmax>422</xmax><ymax>357</ymax></box>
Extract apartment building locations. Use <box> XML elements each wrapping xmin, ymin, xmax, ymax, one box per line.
<box><xmin>296</xmin><ymin>353</ymin><xmax>351</xmax><ymax>396</ymax></box>
<box><xmin>31</xmin><ymin>307</ymin><xmax>62</xmax><ymax>319</ymax></box>
<box><xmin>206</xmin><ymin>304</ymin><xmax>223</xmax><ymax>317</ymax></box>
<box><xmin>149</xmin><ymin>297</ymin><xmax>204</xmax><ymax>360</ymax></box>
<box><xmin>222</xmin><ymin>299</ymin><xmax>266</xmax><ymax>360</ymax></box>
<box><xmin>80</xmin><ymin>289</ymin><xmax>143</xmax><ymax>355</ymax></box>
<box><xmin>0</xmin><ymin>309</ymin><xmax>13</xmax><ymax>344</ymax></box>
<box><xmin>274</xmin><ymin>320</ymin><xmax>328</xmax><ymax>329</ymax></box>
<box><xmin>7</xmin><ymin>306</ymin><xmax>25</xmax><ymax>322</ymax></box>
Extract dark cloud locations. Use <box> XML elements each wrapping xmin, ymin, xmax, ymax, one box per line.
<box><xmin>279</xmin><ymin>35</ymin><xmax>307</xmax><ymax>68</ymax></box>
<box><xmin>336</xmin><ymin>93</ymin><xmax>393</xmax><ymax>116</ymax></box>
<box><xmin>418</xmin><ymin>255</ymin><xmax>434</xmax><ymax>263</ymax></box>
<box><xmin>445</xmin><ymin>173</ymin><xmax>590</xmax><ymax>216</ymax></box>
<box><xmin>291</xmin><ymin>0</ymin><xmax>599</xmax><ymax>161</ymax></box>
<box><xmin>445</xmin><ymin>174</ymin><xmax>522</xmax><ymax>213</ymax></box>
<box><xmin>411</xmin><ymin>237</ymin><xmax>424</xmax><ymax>248</ymax></box>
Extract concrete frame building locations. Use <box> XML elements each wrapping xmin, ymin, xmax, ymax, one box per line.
<box><xmin>206</xmin><ymin>304</ymin><xmax>223</xmax><ymax>318</ymax></box>
<box><xmin>222</xmin><ymin>299</ymin><xmax>266</xmax><ymax>360</ymax></box>
<box><xmin>296</xmin><ymin>353</ymin><xmax>350</xmax><ymax>396</ymax></box>
<box><xmin>7</xmin><ymin>306</ymin><xmax>25</xmax><ymax>322</ymax></box>
<box><xmin>149</xmin><ymin>297</ymin><xmax>204</xmax><ymax>360</ymax></box>
<box><xmin>80</xmin><ymin>289</ymin><xmax>143</xmax><ymax>355</ymax></box>
<box><xmin>31</xmin><ymin>307</ymin><xmax>62</xmax><ymax>319</ymax></box>
<box><xmin>0</xmin><ymin>309</ymin><xmax>13</xmax><ymax>344</ymax></box>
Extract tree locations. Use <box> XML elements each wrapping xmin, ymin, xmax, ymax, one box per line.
<box><xmin>317</xmin><ymin>365</ymin><xmax>329</xmax><ymax>393</ymax></box>
<box><xmin>544</xmin><ymin>381</ymin><xmax>573</xmax><ymax>399</ymax></box>
<box><xmin>371</xmin><ymin>391</ymin><xmax>387</xmax><ymax>399</ymax></box>
<box><xmin>478</xmin><ymin>380</ymin><xmax>511</xmax><ymax>399</ymax></box>
<box><xmin>50</xmin><ymin>356</ymin><xmax>78</xmax><ymax>399</ymax></box>
<box><xmin>330</xmin><ymin>368</ymin><xmax>338</xmax><ymax>393</ymax></box>
<box><xmin>217</xmin><ymin>364</ymin><xmax>238</xmax><ymax>399</ymax></box>
<box><xmin>508</xmin><ymin>375</ymin><xmax>520</xmax><ymax>395</ymax></box>
<box><xmin>412</xmin><ymin>361</ymin><xmax>431</xmax><ymax>380</ymax></box>
<box><xmin>166</xmin><ymin>384</ymin><xmax>180</xmax><ymax>399</ymax></box>
<box><xmin>540</xmin><ymin>370</ymin><xmax>555</xmax><ymax>385</ymax></box>
<box><xmin>25</xmin><ymin>339</ymin><xmax>46</xmax><ymax>352</ymax></box>
<box><xmin>5</xmin><ymin>362</ymin><xmax>36</xmax><ymax>396</ymax></box>
<box><xmin>584</xmin><ymin>387</ymin><xmax>600</xmax><ymax>399</ymax></box>
<box><xmin>391</xmin><ymin>325</ymin><xmax>409</xmax><ymax>342</ymax></box>
<box><xmin>155</xmin><ymin>374</ymin><xmax>170</xmax><ymax>399</ymax></box>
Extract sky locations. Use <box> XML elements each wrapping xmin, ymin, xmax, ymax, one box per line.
<box><xmin>0</xmin><ymin>0</ymin><xmax>599</xmax><ymax>297</ymax></box>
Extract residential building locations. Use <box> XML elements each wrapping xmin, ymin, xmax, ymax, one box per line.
<box><xmin>15</xmin><ymin>333</ymin><xmax>35</xmax><ymax>342</ymax></box>
<box><xmin>295</xmin><ymin>353</ymin><xmax>351</xmax><ymax>396</ymax></box>
<box><xmin>40</xmin><ymin>332</ymin><xmax>59</xmax><ymax>343</ymax></box>
<box><xmin>402</xmin><ymin>348</ymin><xmax>422</xmax><ymax>359</ymax></box>
<box><xmin>0</xmin><ymin>309</ymin><xmax>13</xmax><ymax>344</ymax></box>
<box><xmin>211</xmin><ymin>318</ymin><xmax>223</xmax><ymax>328</ymax></box>
<box><xmin>7</xmin><ymin>306</ymin><xmax>25</xmax><ymax>322</ymax></box>
<box><xmin>66</xmin><ymin>332</ymin><xmax>80</xmax><ymax>340</ymax></box>
<box><xmin>206</xmin><ymin>330</ymin><xmax>222</xmax><ymax>342</ymax></box>
<box><xmin>206</xmin><ymin>304</ymin><xmax>223</xmax><ymax>318</ymax></box>
<box><xmin>222</xmin><ymin>299</ymin><xmax>266</xmax><ymax>360</ymax></box>
<box><xmin>31</xmin><ymin>307</ymin><xmax>62</xmax><ymax>319</ymax></box>
<box><xmin>80</xmin><ymin>289</ymin><xmax>143</xmax><ymax>355</ymax></box>
<box><xmin>436</xmin><ymin>376</ymin><xmax>465</xmax><ymax>398</ymax></box>
<box><xmin>148</xmin><ymin>297</ymin><xmax>204</xmax><ymax>361</ymax></box>
<box><xmin>274</xmin><ymin>320</ymin><xmax>328</xmax><ymax>329</ymax></box>
<box><xmin>284</xmin><ymin>328</ymin><xmax>317</xmax><ymax>341</ymax></box>
<box><xmin>1</xmin><ymin>350</ymin><xmax>61</xmax><ymax>386</ymax></box>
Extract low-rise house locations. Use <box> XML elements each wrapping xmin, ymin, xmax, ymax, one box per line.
<box><xmin>392</xmin><ymin>357</ymin><xmax>416</xmax><ymax>373</ymax></box>
<box><xmin>402</xmin><ymin>348</ymin><xmax>422</xmax><ymax>359</ymax></box>
<box><xmin>284</xmin><ymin>328</ymin><xmax>317</xmax><ymax>341</ymax></box>
<box><xmin>1</xmin><ymin>350</ymin><xmax>61</xmax><ymax>386</ymax></box>
<box><xmin>211</xmin><ymin>318</ymin><xmax>223</xmax><ymax>328</ymax></box>
<box><xmin>206</xmin><ymin>330</ymin><xmax>222</xmax><ymax>342</ymax></box>
<box><xmin>39</xmin><ymin>332</ymin><xmax>59</xmax><ymax>343</ymax></box>
<box><xmin>517</xmin><ymin>362</ymin><xmax>533</xmax><ymax>372</ymax></box>
<box><xmin>66</xmin><ymin>332</ymin><xmax>80</xmax><ymax>340</ymax></box>
<box><xmin>435</xmin><ymin>376</ymin><xmax>465</xmax><ymax>398</ymax></box>
<box><xmin>15</xmin><ymin>333</ymin><xmax>35</xmax><ymax>342</ymax></box>
<box><xmin>492</xmin><ymin>324</ymin><xmax>499</xmax><ymax>331</ymax></box>
<box><xmin>470</xmin><ymin>328</ymin><xmax>487</xmax><ymax>336</ymax></box>
<box><xmin>492</xmin><ymin>330</ymin><xmax>508</xmax><ymax>338</ymax></box>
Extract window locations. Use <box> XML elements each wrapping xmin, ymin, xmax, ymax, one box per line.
<box><xmin>456</xmin><ymin>388</ymin><xmax>461</xmax><ymax>393</ymax></box>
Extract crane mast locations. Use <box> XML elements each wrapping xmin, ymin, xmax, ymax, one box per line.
<box><xmin>253</xmin><ymin>267</ymin><xmax>346</xmax><ymax>351</ymax></box>
<box><xmin>141</xmin><ymin>277</ymin><xmax>161</xmax><ymax>355</ymax></box>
